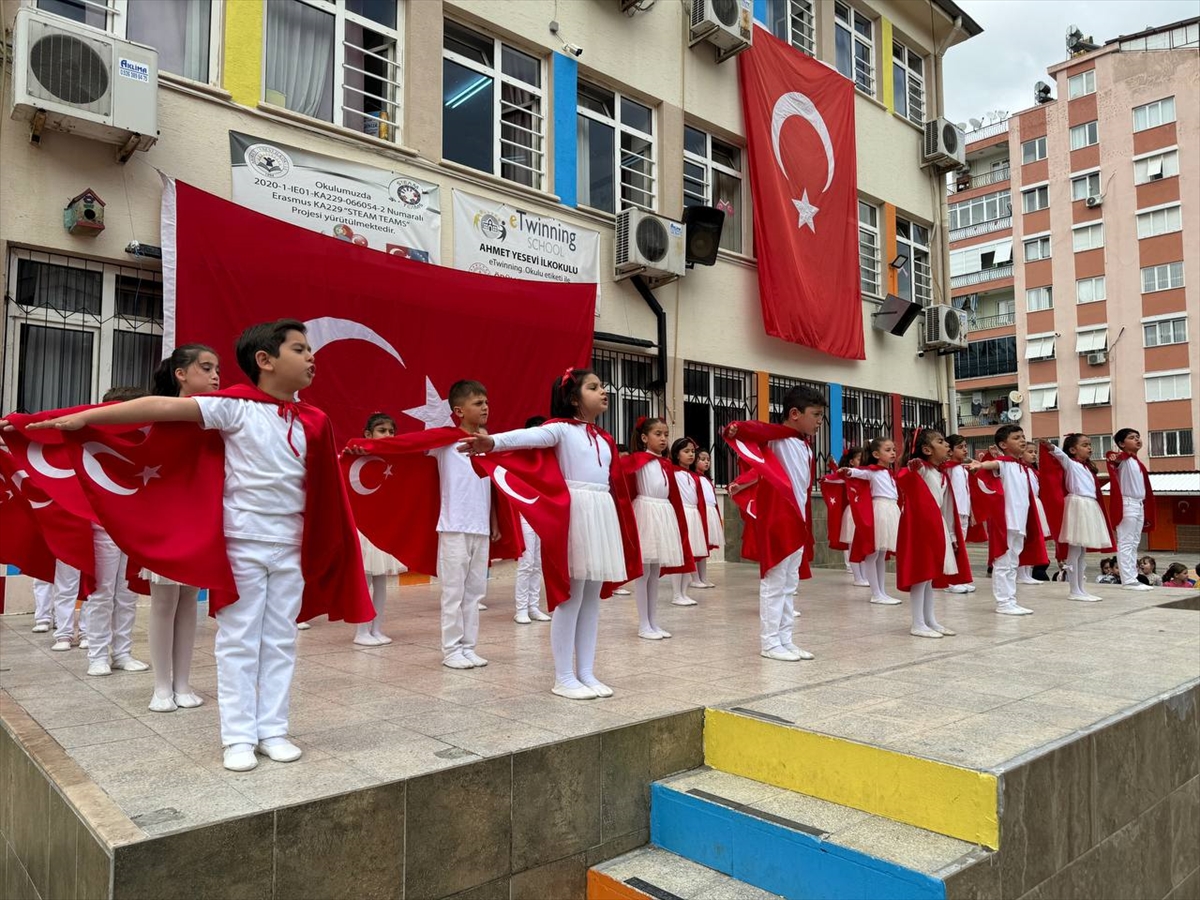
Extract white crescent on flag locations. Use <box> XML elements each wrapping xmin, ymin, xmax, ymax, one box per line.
<box><xmin>746</xmin><ymin>499</ymin><xmax>757</xmax><ymax>519</ymax></box>
<box><xmin>27</xmin><ymin>443</ymin><xmax>75</xmax><ymax>480</ymax></box>
<box><xmin>81</xmin><ymin>443</ymin><xmax>138</xmax><ymax>496</ymax></box>
<box><xmin>348</xmin><ymin>455</ymin><xmax>386</xmax><ymax>496</ymax></box>
<box><xmin>734</xmin><ymin>439</ymin><xmax>766</xmax><ymax>465</ymax></box>
<box><xmin>304</xmin><ymin>316</ymin><xmax>406</xmax><ymax>368</ymax></box>
<box><xmin>11</xmin><ymin>469</ymin><xmax>52</xmax><ymax>508</ymax></box>
<box><xmin>494</xmin><ymin>466</ymin><xmax>538</xmax><ymax>505</ymax></box>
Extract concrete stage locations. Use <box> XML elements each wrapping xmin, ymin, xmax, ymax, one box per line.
<box><xmin>2</xmin><ymin>560</ymin><xmax>1197</xmax><ymax>899</ymax></box>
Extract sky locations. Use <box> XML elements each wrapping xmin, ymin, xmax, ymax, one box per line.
<box><xmin>943</xmin><ymin>0</ymin><xmax>1199</xmax><ymax>127</ymax></box>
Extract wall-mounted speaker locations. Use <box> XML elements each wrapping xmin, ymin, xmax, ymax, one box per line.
<box><xmin>871</xmin><ymin>293</ymin><xmax>922</xmax><ymax>336</ymax></box>
<box><xmin>682</xmin><ymin>205</ymin><xmax>725</xmax><ymax>266</ymax></box>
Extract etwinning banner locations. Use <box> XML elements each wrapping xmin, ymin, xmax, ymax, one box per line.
<box><xmin>452</xmin><ymin>189</ymin><xmax>600</xmax><ymax>286</ymax></box>
<box><xmin>229</xmin><ymin>130</ymin><xmax>441</xmax><ymax>263</ymax></box>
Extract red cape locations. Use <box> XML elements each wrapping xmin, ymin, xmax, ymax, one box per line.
<box><xmin>0</xmin><ymin>448</ymin><xmax>57</xmax><ymax>582</ymax></box>
<box><xmin>700</xmin><ymin>474</ymin><xmax>723</xmax><ymax>549</ymax></box>
<box><xmin>1105</xmin><ymin>451</ymin><xmax>1156</xmax><ymax>532</ymax></box>
<box><xmin>819</xmin><ymin>474</ymin><xmax>849</xmax><ymax>550</ymax></box>
<box><xmin>731</xmin><ymin>473</ymin><xmax>759</xmax><ymax>562</ymax></box>
<box><xmin>675</xmin><ymin>466</ymin><xmax>711</xmax><ymax>558</ymax></box>
<box><xmin>1039</xmin><ymin>445</ymin><xmax>1114</xmax><ymax>559</ymax></box>
<box><xmin>723</xmin><ymin>421</ymin><xmax>813</xmax><ymax>579</ymax></box>
<box><xmin>622</xmin><ymin>452</ymin><xmax>695</xmax><ymax>576</ymax></box>
<box><xmin>969</xmin><ymin>458</ymin><xmax>1049</xmax><ymax>566</ymax></box>
<box><xmin>895</xmin><ymin>462</ymin><xmax>972</xmax><ymax>591</ymax></box>
<box><xmin>842</xmin><ymin>466</ymin><xmax>888</xmax><ymax>563</ymax></box>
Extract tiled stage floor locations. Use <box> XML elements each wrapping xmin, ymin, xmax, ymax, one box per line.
<box><xmin>1</xmin><ymin>560</ymin><xmax>1197</xmax><ymax>838</ymax></box>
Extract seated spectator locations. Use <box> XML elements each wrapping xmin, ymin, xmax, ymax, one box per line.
<box><xmin>1162</xmin><ymin>563</ymin><xmax>1195</xmax><ymax>588</ymax></box>
<box><xmin>1137</xmin><ymin>556</ymin><xmax>1163</xmax><ymax>587</ymax></box>
<box><xmin>1096</xmin><ymin>557</ymin><xmax>1120</xmax><ymax>584</ymax></box>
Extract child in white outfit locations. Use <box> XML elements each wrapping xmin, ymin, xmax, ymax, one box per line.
<box><xmin>692</xmin><ymin>449</ymin><xmax>723</xmax><ymax>588</ymax></box>
<box><xmin>354</xmin><ymin>412</ymin><xmax>404</xmax><ymax>646</ymax></box>
<box><xmin>514</xmin><ymin>416</ymin><xmax>551</xmax><ymax>625</ymax></box>
<box><xmin>1046</xmin><ymin>436</ymin><xmax>1109</xmax><ymax>602</ymax></box>
<box><xmin>669</xmin><ymin>438</ymin><xmax>707</xmax><ymax>607</ymax></box>
<box><xmin>842</xmin><ymin>438</ymin><xmax>901</xmax><ymax>605</ymax></box>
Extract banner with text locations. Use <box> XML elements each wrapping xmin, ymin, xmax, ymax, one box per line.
<box><xmin>229</xmin><ymin>130</ymin><xmax>441</xmax><ymax>263</ymax></box>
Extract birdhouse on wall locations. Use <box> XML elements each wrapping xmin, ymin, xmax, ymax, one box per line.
<box><xmin>64</xmin><ymin>189</ymin><xmax>106</xmax><ymax>237</ymax></box>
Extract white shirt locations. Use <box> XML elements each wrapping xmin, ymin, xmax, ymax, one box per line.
<box><xmin>635</xmin><ymin>460</ymin><xmax>671</xmax><ymax>500</ymax></box>
<box><xmin>768</xmin><ymin>436</ymin><xmax>812</xmax><ymax>521</ymax></box>
<box><xmin>700</xmin><ymin>476</ymin><xmax>718</xmax><ymax>508</ymax></box>
<box><xmin>1049</xmin><ymin>446</ymin><xmax>1098</xmax><ymax>498</ymax></box>
<box><xmin>947</xmin><ymin>464</ymin><xmax>971</xmax><ymax>517</ymax></box>
<box><xmin>430</xmin><ymin>443</ymin><xmax>490</xmax><ymax>535</ymax></box>
<box><xmin>490</xmin><ymin>421</ymin><xmax>611</xmax><ymax>486</ymax></box>
<box><xmin>1119</xmin><ymin>456</ymin><xmax>1146</xmax><ymax>501</ymax></box>
<box><xmin>997</xmin><ymin>460</ymin><xmax>1031</xmax><ymax>533</ymax></box>
<box><xmin>675</xmin><ymin>470</ymin><xmax>700</xmax><ymax>508</ymax></box>
<box><xmin>195</xmin><ymin>396</ymin><xmax>307</xmax><ymax>544</ymax></box>
<box><xmin>846</xmin><ymin>467</ymin><xmax>899</xmax><ymax>500</ymax></box>
<box><xmin>919</xmin><ymin>465</ymin><xmax>957</xmax><ymax>533</ymax></box>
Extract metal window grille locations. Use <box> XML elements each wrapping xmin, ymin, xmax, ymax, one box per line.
<box><xmin>591</xmin><ymin>347</ymin><xmax>661</xmax><ymax>449</ymax></box>
<box><xmin>683</xmin><ymin>361</ymin><xmax>757</xmax><ymax>487</ymax></box>
<box><xmin>840</xmin><ymin>386</ymin><xmax>892</xmax><ymax>457</ymax></box>
<box><xmin>900</xmin><ymin>396</ymin><xmax>945</xmax><ymax>458</ymax></box>
<box><xmin>768</xmin><ymin>374</ymin><xmax>833</xmax><ymax>475</ymax></box>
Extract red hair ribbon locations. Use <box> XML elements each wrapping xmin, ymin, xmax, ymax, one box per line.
<box><xmin>634</xmin><ymin>416</ymin><xmax>648</xmax><ymax>430</ymax></box>
<box><xmin>560</xmin><ymin>367</ymin><xmax>574</xmax><ymax>386</ymax></box>
<box><xmin>910</xmin><ymin>427</ymin><xmax>923</xmax><ymax>458</ymax></box>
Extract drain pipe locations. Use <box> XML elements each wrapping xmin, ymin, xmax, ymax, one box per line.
<box><xmin>630</xmin><ymin>275</ymin><xmax>669</xmax><ymax>392</ymax></box>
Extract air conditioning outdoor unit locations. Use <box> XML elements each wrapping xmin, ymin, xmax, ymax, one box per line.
<box><xmin>615</xmin><ymin>208</ymin><xmax>687</xmax><ymax>281</ymax></box>
<box><xmin>1087</xmin><ymin>351</ymin><xmax>1107</xmax><ymax>366</ymax></box>
<box><xmin>1084</xmin><ymin>195</ymin><xmax>1102</xmax><ymax>208</ymax></box>
<box><xmin>922</xmin><ymin>118</ymin><xmax>966</xmax><ymax>170</ymax></box>
<box><xmin>688</xmin><ymin>0</ymin><xmax>753</xmax><ymax>63</ymax></box>
<box><xmin>11</xmin><ymin>6</ymin><xmax>158</xmax><ymax>161</ymax></box>
<box><xmin>922</xmin><ymin>305</ymin><xmax>969</xmax><ymax>351</ymax></box>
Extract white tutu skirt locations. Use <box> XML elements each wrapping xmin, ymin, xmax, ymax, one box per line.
<box><xmin>360</xmin><ymin>532</ymin><xmax>404</xmax><ymax>576</ymax></box>
<box><xmin>705</xmin><ymin>504</ymin><xmax>725</xmax><ymax>549</ymax></box>
<box><xmin>1034</xmin><ymin>497</ymin><xmax>1051</xmax><ymax>538</ymax></box>
<box><xmin>139</xmin><ymin>569</ymin><xmax>180</xmax><ymax>587</ymax></box>
<box><xmin>938</xmin><ymin>518</ymin><xmax>959</xmax><ymax>576</ymax></box>
<box><xmin>567</xmin><ymin>481</ymin><xmax>628</xmax><ymax>582</ymax></box>
<box><xmin>633</xmin><ymin>496</ymin><xmax>684</xmax><ymax>567</ymax></box>
<box><xmin>840</xmin><ymin>505</ymin><xmax>856</xmax><ymax>543</ymax></box>
<box><xmin>1060</xmin><ymin>494</ymin><xmax>1110</xmax><ymax>548</ymax></box>
<box><xmin>873</xmin><ymin>498</ymin><xmax>900</xmax><ymax>552</ymax></box>
<box><xmin>683</xmin><ymin>505</ymin><xmax>709</xmax><ymax>559</ymax></box>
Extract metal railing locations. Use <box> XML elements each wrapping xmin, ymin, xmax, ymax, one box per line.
<box><xmin>949</xmin><ymin>216</ymin><xmax>1012</xmax><ymax>242</ymax></box>
<box><xmin>951</xmin><ymin>166</ymin><xmax>1010</xmax><ymax>194</ymax></box>
<box><xmin>951</xmin><ymin>264</ymin><xmax>1014</xmax><ymax>288</ymax></box>
<box><xmin>965</xmin><ymin>119</ymin><xmax>1010</xmax><ymax>143</ymax></box>
<box><xmin>969</xmin><ymin>311</ymin><xmax>1016</xmax><ymax>330</ymax></box>
<box><xmin>957</xmin><ymin>414</ymin><xmax>1010</xmax><ymax>429</ymax></box>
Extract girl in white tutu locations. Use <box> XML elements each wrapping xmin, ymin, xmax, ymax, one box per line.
<box><xmin>353</xmin><ymin>412</ymin><xmax>403</xmax><ymax>646</ymax></box>
<box><xmin>1045</xmin><ymin>435</ymin><xmax>1111</xmax><ymax>602</ymax></box>
<box><xmin>691</xmin><ymin>449</ymin><xmax>724</xmax><ymax>588</ymax></box>
<box><xmin>669</xmin><ymin>438</ymin><xmax>709</xmax><ymax>607</ymax></box>
<box><xmin>842</xmin><ymin>437</ymin><xmax>901</xmax><ymax>605</ymax></box>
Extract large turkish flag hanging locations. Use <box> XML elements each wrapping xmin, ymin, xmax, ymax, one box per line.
<box><xmin>738</xmin><ymin>25</ymin><xmax>864</xmax><ymax>359</ymax></box>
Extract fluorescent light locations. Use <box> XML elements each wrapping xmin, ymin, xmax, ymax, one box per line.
<box><xmin>446</xmin><ymin>76</ymin><xmax>490</xmax><ymax>109</ymax></box>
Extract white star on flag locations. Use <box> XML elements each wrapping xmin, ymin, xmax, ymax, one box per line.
<box><xmin>404</xmin><ymin>377</ymin><xmax>454</xmax><ymax>430</ymax></box>
<box><xmin>137</xmin><ymin>465</ymin><xmax>161</xmax><ymax>485</ymax></box>
<box><xmin>792</xmin><ymin>189</ymin><xmax>819</xmax><ymax>232</ymax></box>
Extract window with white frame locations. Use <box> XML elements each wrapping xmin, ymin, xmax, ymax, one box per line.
<box><xmin>1069</xmin><ymin>121</ymin><xmax>1099</xmax><ymax>150</ymax></box>
<box><xmin>3</xmin><ymin>250</ymin><xmax>163</xmax><ymax>413</ymax></box>
<box><xmin>950</xmin><ymin>239</ymin><xmax>1012</xmax><ymax>277</ymax></box>
<box><xmin>1142</xmin><ymin>261</ymin><xmax>1184</xmax><ymax>292</ymax></box>
<box><xmin>577</xmin><ymin>81</ymin><xmax>655</xmax><ymax>213</ymax></box>
<box><xmin>38</xmin><ymin>0</ymin><xmax>218</xmax><ymax>84</ymax></box>
<box><xmin>1029</xmin><ymin>385</ymin><xmax>1058</xmax><ymax>412</ymax></box>
<box><xmin>684</xmin><ymin>125</ymin><xmax>742</xmax><ymax>253</ymax></box>
<box><xmin>1022</xmin><ymin>185</ymin><xmax>1049</xmax><ymax>213</ymax></box>
<box><xmin>895</xmin><ymin>217</ymin><xmax>931</xmax><ymax>306</ymax></box>
<box><xmin>1150</xmin><ymin>429</ymin><xmax>1194</xmax><ymax>458</ymax></box>
<box><xmin>1067</xmin><ymin>70</ymin><xmax>1095</xmax><ymax>99</ymax></box>
<box><xmin>1088</xmin><ymin>434</ymin><xmax>1115</xmax><ymax>456</ymax></box>
<box><xmin>1144</xmin><ymin>371</ymin><xmax>1192</xmax><ymax>403</ymax></box>
<box><xmin>1024</xmin><ymin>234</ymin><xmax>1051</xmax><ymax>261</ymax></box>
<box><xmin>1073</xmin><ymin>222</ymin><xmax>1104</xmax><ymax>251</ymax></box>
<box><xmin>1078</xmin><ymin>380</ymin><xmax>1111</xmax><ymax>406</ymax></box>
<box><xmin>1143</xmin><ymin>316</ymin><xmax>1187</xmax><ymax>347</ymax></box>
<box><xmin>1135</xmin><ymin>149</ymin><xmax>1179</xmax><ymax>184</ymax></box>
<box><xmin>858</xmin><ymin>200</ymin><xmax>881</xmax><ymax>297</ymax></box>
<box><xmin>443</xmin><ymin>20</ymin><xmax>544</xmax><ymax>189</ymax></box>
<box><xmin>1026</xmin><ymin>286</ymin><xmax>1053</xmax><ymax>311</ymax></box>
<box><xmin>1025</xmin><ymin>334</ymin><xmax>1056</xmax><ymax>360</ymax></box>
<box><xmin>1133</xmin><ymin>97</ymin><xmax>1176</xmax><ymax>132</ymax></box>
<box><xmin>834</xmin><ymin>2</ymin><xmax>874</xmax><ymax>95</ymax></box>
<box><xmin>1075</xmin><ymin>327</ymin><xmax>1108</xmax><ymax>354</ymax></box>
<box><xmin>1071</xmin><ymin>171</ymin><xmax>1101</xmax><ymax>201</ymax></box>
<box><xmin>892</xmin><ymin>40</ymin><xmax>925</xmax><ymax>125</ymax></box>
<box><xmin>1021</xmin><ymin>136</ymin><xmax>1047</xmax><ymax>164</ymax></box>
<box><xmin>1137</xmin><ymin>204</ymin><xmax>1182</xmax><ymax>239</ymax></box>
<box><xmin>948</xmin><ymin>190</ymin><xmax>1011</xmax><ymax>231</ymax></box>
<box><xmin>766</xmin><ymin>0</ymin><xmax>815</xmax><ymax>56</ymax></box>
<box><xmin>1076</xmin><ymin>276</ymin><xmax>1106</xmax><ymax>304</ymax></box>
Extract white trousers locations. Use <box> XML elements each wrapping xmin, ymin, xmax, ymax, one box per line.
<box><xmin>958</xmin><ymin>515</ymin><xmax>974</xmax><ymax>585</ymax></box>
<box><xmin>1115</xmin><ymin>499</ymin><xmax>1144</xmax><ymax>585</ymax></box>
<box><xmin>438</xmin><ymin>532</ymin><xmax>488</xmax><ymax>657</ymax></box>
<box><xmin>514</xmin><ymin>518</ymin><xmax>543</xmax><ymax>612</ymax></box>
<box><xmin>759</xmin><ymin>549</ymin><xmax>803</xmax><ymax>652</ymax></box>
<box><xmin>216</xmin><ymin>539</ymin><xmax>304</xmax><ymax>747</ymax></box>
<box><xmin>992</xmin><ymin>531</ymin><xmax>1025</xmax><ymax>605</ymax></box>
<box><xmin>51</xmin><ymin>561</ymin><xmax>82</xmax><ymax>642</ymax></box>
<box><xmin>84</xmin><ymin>526</ymin><xmax>137</xmax><ymax>664</ymax></box>
<box><xmin>33</xmin><ymin>579</ymin><xmax>54</xmax><ymax>625</ymax></box>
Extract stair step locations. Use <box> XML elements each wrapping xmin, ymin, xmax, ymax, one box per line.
<box><xmin>651</xmin><ymin>768</ymin><xmax>984</xmax><ymax>900</ymax></box>
<box><xmin>588</xmin><ymin>846</ymin><xmax>783</xmax><ymax>900</ymax></box>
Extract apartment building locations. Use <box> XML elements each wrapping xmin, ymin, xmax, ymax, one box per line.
<box><xmin>1</xmin><ymin>0</ymin><xmax>979</xmax><ymax>485</ymax></box>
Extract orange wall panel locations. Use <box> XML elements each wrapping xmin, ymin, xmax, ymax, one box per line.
<box><xmin>1133</xmin><ymin>122</ymin><xmax>1177</xmax><ymax>155</ymax></box>
<box><xmin>1019</xmin><ymin>107</ymin><xmax>1047</xmax><ymax>135</ymax></box>
<box><xmin>1029</xmin><ymin>411</ymin><xmax>1060</xmax><ymax>439</ymax></box>
<box><xmin>1077</xmin><ymin>353</ymin><xmax>1110</xmax><ymax>379</ymax></box>
<box><xmin>1146</xmin><ymin>400</ymin><xmax>1193</xmax><ymax>431</ymax></box>
<box><xmin>1069</xmin><ymin>145</ymin><xmax>1100</xmax><ymax>171</ymax></box>
<box><xmin>1145</xmin><ymin>344</ymin><xmax>1191</xmax><ymax>371</ymax></box>
<box><xmin>1135</xmin><ymin>178</ymin><xmax>1180</xmax><ymax>210</ymax></box>
<box><xmin>1074</xmin><ymin>248</ymin><xmax>1105</xmax><ymax>279</ymax></box>
<box><xmin>1139</xmin><ymin>233</ymin><xmax>1184</xmax><ymax>268</ymax></box>
<box><xmin>1023</xmin><ymin>208</ymin><xmax>1050</xmax><ymax>234</ymax></box>
<box><xmin>1027</xmin><ymin>359</ymin><xmax>1058</xmax><ymax>383</ymax></box>
<box><xmin>1145</xmin><ymin>497</ymin><xmax>1176</xmax><ymax>552</ymax></box>
<box><xmin>1027</xmin><ymin>309</ymin><xmax>1055</xmax><ymax>333</ymax></box>
<box><xmin>1076</xmin><ymin>301</ymin><xmax>1108</xmax><ymax>326</ymax></box>
<box><xmin>1081</xmin><ymin>406</ymin><xmax>1113</xmax><ymax>435</ymax></box>
<box><xmin>1022</xmin><ymin>159</ymin><xmax>1049</xmax><ymax>183</ymax></box>
<box><xmin>1068</xmin><ymin>93</ymin><xmax>1098</xmax><ymax>126</ymax></box>
<box><xmin>1071</xmin><ymin>202</ymin><xmax>1103</xmax><ymax>226</ymax></box>
<box><xmin>1025</xmin><ymin>259</ymin><xmax>1053</xmax><ymax>287</ymax></box>
<box><xmin>1143</xmin><ymin>287</ymin><xmax>1188</xmax><ymax>318</ymax></box>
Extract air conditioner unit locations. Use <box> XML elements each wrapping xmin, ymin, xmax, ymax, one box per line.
<box><xmin>11</xmin><ymin>7</ymin><xmax>158</xmax><ymax>161</ymax></box>
<box><xmin>1087</xmin><ymin>351</ymin><xmax>1107</xmax><ymax>365</ymax></box>
<box><xmin>615</xmin><ymin>208</ymin><xmax>687</xmax><ymax>281</ymax></box>
<box><xmin>922</xmin><ymin>118</ymin><xmax>966</xmax><ymax>170</ymax></box>
<box><xmin>688</xmin><ymin>0</ymin><xmax>753</xmax><ymax>63</ymax></box>
<box><xmin>1084</xmin><ymin>195</ymin><xmax>1102</xmax><ymax>208</ymax></box>
<box><xmin>922</xmin><ymin>305</ymin><xmax>969</xmax><ymax>351</ymax></box>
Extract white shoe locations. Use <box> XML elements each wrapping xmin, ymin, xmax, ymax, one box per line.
<box><xmin>965</xmin><ymin>584</ymin><xmax>977</xmax><ymax>593</ymax></box>
<box><xmin>370</xmin><ymin>632</ymin><xmax>393</xmax><ymax>645</ymax></box>
<box><xmin>77</xmin><ymin>638</ymin><xmax>89</xmax><ymax>649</ymax></box>
<box><xmin>996</xmin><ymin>603</ymin><xmax>1034</xmax><ymax>616</ymax></box>
<box><xmin>870</xmin><ymin>596</ymin><xmax>902</xmax><ymax>606</ymax></box>
<box><xmin>638</xmin><ymin>630</ymin><xmax>664</xmax><ymax>641</ymax></box>
<box><xmin>112</xmin><ymin>655</ymin><xmax>150</xmax><ymax>672</ymax></box>
<box><xmin>932</xmin><ymin>624</ymin><xmax>957</xmax><ymax>636</ymax></box>
<box><xmin>1121</xmin><ymin>582</ymin><xmax>1154</xmax><ymax>591</ymax></box>
<box><xmin>174</xmin><ymin>692</ymin><xmax>204</xmax><ymax>708</ymax></box>
<box><xmin>761</xmin><ymin>647</ymin><xmax>801</xmax><ymax>662</ymax></box>
<box><xmin>783</xmin><ymin>642</ymin><xmax>815</xmax><ymax>660</ymax></box>
<box><xmin>224</xmin><ymin>744</ymin><xmax>258</xmax><ymax>772</ymax></box>
<box><xmin>51</xmin><ymin>640</ymin><xmax>72</xmax><ymax>652</ymax></box>
<box><xmin>910</xmin><ymin>627</ymin><xmax>943</xmax><ymax>639</ymax></box>
<box><xmin>32</xmin><ymin>622</ymin><xmax>51</xmax><ymax>633</ymax></box>
<box><xmin>852</xmin><ymin>580</ymin><xmax>871</xmax><ymax>587</ymax></box>
<box><xmin>656</xmin><ymin>628</ymin><xmax>672</xmax><ymax>639</ymax></box>
<box><xmin>353</xmin><ymin>633</ymin><xmax>386</xmax><ymax>647</ymax></box>
<box><xmin>529</xmin><ymin>608</ymin><xmax>552</xmax><ymax>622</ymax></box>
<box><xmin>463</xmin><ymin>650</ymin><xmax>488</xmax><ymax>667</ymax></box>
<box><xmin>552</xmin><ymin>682</ymin><xmax>598</xmax><ymax>700</ymax></box>
<box><xmin>443</xmin><ymin>652</ymin><xmax>474</xmax><ymax>670</ymax></box>
<box><xmin>87</xmin><ymin>660</ymin><xmax>112</xmax><ymax>677</ymax></box>
<box><xmin>1067</xmin><ymin>594</ymin><xmax>1101</xmax><ymax>603</ymax></box>
<box><xmin>582</xmin><ymin>680</ymin><xmax>613</xmax><ymax>698</ymax></box>
<box><xmin>256</xmin><ymin>737</ymin><xmax>302</xmax><ymax>762</ymax></box>
<box><xmin>148</xmin><ymin>692</ymin><xmax>177</xmax><ymax>713</ymax></box>
<box><xmin>671</xmin><ymin>597</ymin><xmax>698</xmax><ymax>607</ymax></box>
<box><xmin>946</xmin><ymin>584</ymin><xmax>970</xmax><ymax>594</ymax></box>
<box><xmin>1016</xmin><ymin>578</ymin><xmax>1042</xmax><ymax>585</ymax></box>
<box><xmin>612</xmin><ymin>589</ymin><xmax>631</xmax><ymax>596</ymax></box>
<box><xmin>296</xmin><ymin>622</ymin><xmax>311</xmax><ymax>630</ymax></box>
<box><xmin>513</xmin><ymin>611</ymin><xmax>532</xmax><ymax>625</ymax></box>
<box><xmin>477</xmin><ymin>602</ymin><xmax>487</xmax><ymax>610</ymax></box>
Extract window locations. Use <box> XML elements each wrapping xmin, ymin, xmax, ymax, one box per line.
<box><xmin>1067</xmin><ymin>70</ymin><xmax>1095</xmax><ymax>99</ymax></box>
<box><xmin>684</xmin><ymin>126</ymin><xmax>742</xmax><ymax>253</ymax></box>
<box><xmin>948</xmin><ymin>190</ymin><xmax>1010</xmax><ymax>231</ymax></box>
<box><xmin>1069</xmin><ymin>121</ymin><xmax>1099</xmax><ymax>150</ymax></box>
<box><xmin>1133</xmin><ymin>97</ymin><xmax>1176</xmax><ymax>132</ymax></box>
<box><xmin>1135</xmin><ymin>149</ymin><xmax>1179</xmax><ymax>184</ymax></box>
<box><xmin>577</xmin><ymin>81</ymin><xmax>655</xmax><ymax>212</ymax></box>
<box><xmin>592</xmin><ymin>348</ymin><xmax>660</xmax><ymax>448</ymax></box>
<box><xmin>1144</xmin><ymin>371</ymin><xmax>1192</xmax><ymax>403</ymax></box>
<box><xmin>1143</xmin><ymin>316</ymin><xmax>1187</xmax><ymax>347</ymax></box>
<box><xmin>1026</xmin><ymin>286</ymin><xmax>1053</xmax><ymax>311</ymax></box>
<box><xmin>895</xmin><ymin>217</ymin><xmax>931</xmax><ymax>306</ymax></box>
<box><xmin>1073</xmin><ymin>223</ymin><xmax>1104</xmax><ymax>252</ymax></box>
<box><xmin>1150</xmin><ymin>429</ymin><xmax>1194</xmax><ymax>458</ymax></box>
<box><xmin>1142</xmin><ymin>262</ymin><xmax>1185</xmax><ymax>292</ymax></box>
<box><xmin>858</xmin><ymin>200</ymin><xmax>881</xmax><ymax>297</ymax></box>
<box><xmin>1029</xmin><ymin>386</ymin><xmax>1058</xmax><ymax>412</ymax></box>
<box><xmin>1078</xmin><ymin>380</ymin><xmax>1111</xmax><ymax>406</ymax></box>
<box><xmin>1075</xmin><ymin>328</ymin><xmax>1108</xmax><ymax>354</ymax></box>
<box><xmin>766</xmin><ymin>0</ymin><xmax>815</xmax><ymax>56</ymax></box>
<box><xmin>1137</xmin><ymin>205</ymin><xmax>1182</xmax><ymax>239</ymax></box>
<box><xmin>892</xmin><ymin>40</ymin><xmax>925</xmax><ymax>125</ymax></box>
<box><xmin>950</xmin><ymin>240</ymin><xmax>1012</xmax><ymax>277</ymax></box>
<box><xmin>40</xmin><ymin>0</ymin><xmax>216</xmax><ymax>83</ymax></box>
<box><xmin>1071</xmin><ymin>172</ymin><xmax>1101</xmax><ymax>201</ymax></box>
<box><xmin>1120</xmin><ymin>23</ymin><xmax>1199</xmax><ymax>50</ymax></box>
<box><xmin>443</xmin><ymin>20</ymin><xmax>544</xmax><ymax>189</ymax></box>
<box><xmin>1076</xmin><ymin>276</ymin><xmax>1106</xmax><ymax>304</ymax></box>
<box><xmin>834</xmin><ymin>2</ymin><xmax>874</xmax><ymax>95</ymax></box>
<box><xmin>1025</xmin><ymin>334</ymin><xmax>1056</xmax><ymax>360</ymax></box>
<box><xmin>1021</xmin><ymin>137</ymin><xmax>1046</xmax><ymax>164</ymax></box>
<box><xmin>954</xmin><ymin>336</ymin><xmax>1018</xmax><ymax>379</ymax></box>
<box><xmin>1024</xmin><ymin>235</ymin><xmax>1051</xmax><ymax>261</ymax></box>
<box><xmin>1088</xmin><ymin>434</ymin><xmax>1115</xmax><ymax>456</ymax></box>
<box><xmin>683</xmin><ymin>363</ymin><xmax>758</xmax><ymax>486</ymax></box>
<box><xmin>1022</xmin><ymin>185</ymin><xmax>1049</xmax><ymax>213</ymax></box>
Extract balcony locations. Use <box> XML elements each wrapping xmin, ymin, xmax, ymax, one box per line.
<box><xmin>958</xmin><ymin>414</ymin><xmax>1009</xmax><ymax>429</ymax></box>
<box><xmin>950</xmin><ymin>166</ymin><xmax>1010</xmax><ymax>195</ymax></box>
<box><xmin>965</xmin><ymin>119</ymin><xmax>1010</xmax><ymax>144</ymax></box>
<box><xmin>955</xmin><ymin>336</ymin><xmax>1018</xmax><ymax>380</ymax></box>
<box><xmin>956</xmin><ymin>386</ymin><xmax>1018</xmax><ymax>431</ymax></box>
<box><xmin>949</xmin><ymin>216</ymin><xmax>1012</xmax><ymax>242</ymax></box>
<box><xmin>969</xmin><ymin>311</ymin><xmax>1016</xmax><ymax>330</ymax></box>
<box><xmin>952</xmin><ymin>263</ymin><xmax>1014</xmax><ymax>288</ymax></box>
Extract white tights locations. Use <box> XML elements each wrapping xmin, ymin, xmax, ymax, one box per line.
<box><xmin>635</xmin><ymin>563</ymin><xmax>661</xmax><ymax>634</ymax></box>
<box><xmin>1066</xmin><ymin>545</ymin><xmax>1089</xmax><ymax>596</ymax></box>
<box><xmin>669</xmin><ymin>573</ymin><xmax>696</xmax><ymax>603</ymax></box>
<box><xmin>551</xmin><ymin>578</ymin><xmax>603</xmax><ymax>690</ymax></box>
<box><xmin>355</xmin><ymin>574</ymin><xmax>390</xmax><ymax>641</ymax></box>
<box><xmin>692</xmin><ymin>558</ymin><xmax>708</xmax><ymax>585</ymax></box>
<box><xmin>865</xmin><ymin>550</ymin><xmax>893</xmax><ymax>601</ymax></box>
<box><xmin>909</xmin><ymin>581</ymin><xmax>944</xmax><ymax>632</ymax></box>
<box><xmin>149</xmin><ymin>583</ymin><xmax>200</xmax><ymax>698</ymax></box>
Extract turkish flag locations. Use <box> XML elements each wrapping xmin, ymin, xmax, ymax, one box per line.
<box><xmin>738</xmin><ymin>26</ymin><xmax>863</xmax><ymax>359</ymax></box>
<box><xmin>0</xmin><ymin>449</ymin><xmax>57</xmax><ymax>582</ymax></box>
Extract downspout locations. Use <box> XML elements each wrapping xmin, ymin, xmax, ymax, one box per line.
<box><xmin>934</xmin><ymin>12</ymin><xmax>965</xmax><ymax>429</ymax></box>
<box><xmin>630</xmin><ymin>274</ymin><xmax>669</xmax><ymax>392</ymax></box>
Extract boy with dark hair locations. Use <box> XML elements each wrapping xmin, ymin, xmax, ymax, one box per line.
<box><xmin>942</xmin><ymin>434</ymin><xmax>976</xmax><ymax>594</ymax></box>
<box><xmin>1106</xmin><ymin>428</ymin><xmax>1155</xmax><ymax>591</ymax></box>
